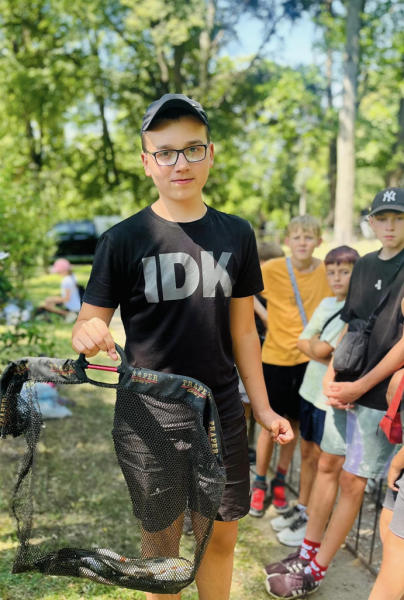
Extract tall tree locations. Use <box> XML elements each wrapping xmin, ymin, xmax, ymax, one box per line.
<box><xmin>334</xmin><ymin>0</ymin><xmax>366</xmax><ymax>243</ymax></box>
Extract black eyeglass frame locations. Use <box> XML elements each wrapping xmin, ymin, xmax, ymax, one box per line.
<box><xmin>145</xmin><ymin>144</ymin><xmax>209</xmax><ymax>166</ymax></box>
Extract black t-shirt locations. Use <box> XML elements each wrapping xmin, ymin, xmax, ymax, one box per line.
<box><xmin>83</xmin><ymin>205</ymin><xmax>264</xmax><ymax>421</ymax></box>
<box><xmin>339</xmin><ymin>248</ymin><xmax>404</xmax><ymax>410</ymax></box>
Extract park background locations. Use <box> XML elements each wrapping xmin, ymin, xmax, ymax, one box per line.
<box><xmin>0</xmin><ymin>0</ymin><xmax>403</xmax><ymax>598</ymax></box>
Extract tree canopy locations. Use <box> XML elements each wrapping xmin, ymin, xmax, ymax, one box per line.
<box><xmin>0</xmin><ymin>0</ymin><xmax>403</xmax><ymax>282</ymax></box>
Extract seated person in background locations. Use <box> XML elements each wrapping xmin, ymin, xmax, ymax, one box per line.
<box><xmin>39</xmin><ymin>259</ymin><xmax>81</xmax><ymax>324</ymax></box>
<box><xmin>267</xmin><ymin>246</ymin><xmax>359</xmax><ymax>549</ymax></box>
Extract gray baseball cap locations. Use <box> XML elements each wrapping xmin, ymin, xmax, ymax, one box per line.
<box><xmin>369</xmin><ymin>187</ymin><xmax>404</xmax><ymax>216</ymax></box>
<box><xmin>141</xmin><ymin>94</ymin><xmax>210</xmax><ymax>133</ymax></box>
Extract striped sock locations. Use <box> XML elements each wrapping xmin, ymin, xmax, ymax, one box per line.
<box><xmin>299</xmin><ymin>539</ymin><xmax>320</xmax><ymax>561</ymax></box>
<box><xmin>305</xmin><ymin>556</ymin><xmax>328</xmax><ymax>583</ymax></box>
<box><xmin>255</xmin><ymin>474</ymin><xmax>266</xmax><ymax>484</ymax></box>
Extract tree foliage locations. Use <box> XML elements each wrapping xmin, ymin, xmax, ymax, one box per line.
<box><xmin>0</xmin><ymin>0</ymin><xmax>403</xmax><ymax>285</ymax></box>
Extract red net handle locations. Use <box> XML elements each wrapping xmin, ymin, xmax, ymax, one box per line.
<box><xmin>87</xmin><ymin>364</ymin><xmax>118</xmax><ymax>372</ymax></box>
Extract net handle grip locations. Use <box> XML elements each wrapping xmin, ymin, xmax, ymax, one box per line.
<box><xmin>75</xmin><ymin>344</ymin><xmax>129</xmax><ymax>377</ymax></box>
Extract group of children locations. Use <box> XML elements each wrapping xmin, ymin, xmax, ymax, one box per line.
<box><xmin>68</xmin><ymin>92</ymin><xmax>404</xmax><ymax>600</ymax></box>
<box><xmin>250</xmin><ymin>196</ymin><xmax>404</xmax><ymax>599</ymax></box>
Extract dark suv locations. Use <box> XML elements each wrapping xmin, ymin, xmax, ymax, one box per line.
<box><xmin>48</xmin><ymin>217</ymin><xmax>122</xmax><ymax>262</ymax></box>
<box><xmin>48</xmin><ymin>220</ymin><xmax>99</xmax><ymax>263</ymax></box>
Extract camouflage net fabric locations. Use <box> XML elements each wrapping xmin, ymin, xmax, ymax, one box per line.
<box><xmin>0</xmin><ymin>348</ymin><xmax>226</xmax><ymax>594</ymax></box>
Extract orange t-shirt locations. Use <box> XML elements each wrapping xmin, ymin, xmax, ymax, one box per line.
<box><xmin>261</xmin><ymin>257</ymin><xmax>332</xmax><ymax>366</ymax></box>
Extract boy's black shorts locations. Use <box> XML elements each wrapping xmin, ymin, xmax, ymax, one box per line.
<box><xmin>263</xmin><ymin>362</ymin><xmax>308</xmax><ymax>421</ymax></box>
<box><xmin>112</xmin><ymin>393</ymin><xmax>250</xmax><ymax>532</ymax></box>
<box><xmin>299</xmin><ymin>396</ymin><xmax>326</xmax><ymax>446</ymax></box>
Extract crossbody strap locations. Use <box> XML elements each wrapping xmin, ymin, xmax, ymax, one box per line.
<box><xmin>286</xmin><ymin>257</ymin><xmax>308</xmax><ymax>327</ymax></box>
<box><xmin>320</xmin><ymin>308</ymin><xmax>343</xmax><ymax>336</ymax></box>
<box><xmin>365</xmin><ymin>256</ymin><xmax>404</xmax><ymax>335</ymax></box>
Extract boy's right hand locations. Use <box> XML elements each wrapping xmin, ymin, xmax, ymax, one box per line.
<box><xmin>72</xmin><ymin>318</ymin><xmax>118</xmax><ymax>361</ymax></box>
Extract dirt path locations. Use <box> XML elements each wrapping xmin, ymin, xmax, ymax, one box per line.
<box><xmin>251</xmin><ymin>503</ymin><xmax>375</xmax><ymax>599</ymax></box>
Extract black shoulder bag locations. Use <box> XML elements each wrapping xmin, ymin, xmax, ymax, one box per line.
<box><xmin>333</xmin><ymin>258</ymin><xmax>404</xmax><ymax>376</ymax></box>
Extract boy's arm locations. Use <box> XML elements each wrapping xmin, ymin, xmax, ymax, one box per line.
<box><xmin>71</xmin><ymin>302</ymin><xmax>118</xmax><ymax>360</ymax></box>
<box><xmin>322</xmin><ymin>324</ymin><xmax>356</xmax><ymax>409</ymax></box>
<box><xmin>230</xmin><ymin>296</ymin><xmax>294</xmax><ymax>444</ymax></box>
<box><xmin>296</xmin><ymin>338</ymin><xmax>330</xmax><ymax>365</ymax></box>
<box><xmin>253</xmin><ymin>296</ymin><xmax>268</xmax><ymax>328</ymax></box>
<box><xmin>309</xmin><ymin>335</ymin><xmax>334</xmax><ymax>360</ymax></box>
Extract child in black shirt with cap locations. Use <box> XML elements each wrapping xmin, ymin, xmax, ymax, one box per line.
<box><xmin>71</xmin><ymin>94</ymin><xmax>294</xmax><ymax>600</ymax></box>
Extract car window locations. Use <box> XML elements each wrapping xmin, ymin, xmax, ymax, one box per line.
<box><xmin>52</xmin><ymin>223</ymin><xmax>72</xmax><ymax>235</ymax></box>
<box><xmin>72</xmin><ymin>221</ymin><xmax>95</xmax><ymax>235</ymax></box>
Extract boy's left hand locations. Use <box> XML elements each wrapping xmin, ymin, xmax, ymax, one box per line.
<box><xmin>259</xmin><ymin>412</ymin><xmax>294</xmax><ymax>445</ymax></box>
<box><xmin>324</xmin><ymin>380</ymin><xmax>361</xmax><ymax>409</ymax></box>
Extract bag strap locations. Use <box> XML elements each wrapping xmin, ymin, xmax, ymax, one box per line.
<box><xmin>385</xmin><ymin>372</ymin><xmax>404</xmax><ymax>421</ymax></box>
<box><xmin>286</xmin><ymin>257</ymin><xmax>308</xmax><ymax>327</ymax></box>
<box><xmin>320</xmin><ymin>308</ymin><xmax>343</xmax><ymax>335</ymax></box>
<box><xmin>365</xmin><ymin>255</ymin><xmax>404</xmax><ymax>335</ymax></box>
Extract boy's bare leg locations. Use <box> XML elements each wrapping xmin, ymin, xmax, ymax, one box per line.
<box><xmin>42</xmin><ymin>296</ymin><xmax>68</xmax><ymax>316</ymax></box>
<box><xmin>195</xmin><ymin>520</ymin><xmax>238</xmax><ymax>600</ymax></box>
<box><xmin>298</xmin><ymin>440</ymin><xmax>321</xmax><ymax>507</ymax></box>
<box><xmin>368</xmin><ymin>529</ymin><xmax>404</xmax><ymax>600</ymax></box>
<box><xmin>305</xmin><ymin>452</ymin><xmax>345</xmax><ymax>541</ymax></box>
<box><xmin>276</xmin><ymin>418</ymin><xmax>300</xmax><ymax>472</ymax></box>
<box><xmin>145</xmin><ymin>520</ymin><xmax>238</xmax><ymax>600</ymax></box>
<box><xmin>315</xmin><ymin>470</ymin><xmax>367</xmax><ymax>566</ymax></box>
<box><xmin>380</xmin><ymin>506</ymin><xmax>393</xmax><ymax>543</ymax></box>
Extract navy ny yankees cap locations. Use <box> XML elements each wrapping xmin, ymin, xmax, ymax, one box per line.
<box><xmin>141</xmin><ymin>94</ymin><xmax>210</xmax><ymax>133</ymax></box>
<box><xmin>369</xmin><ymin>187</ymin><xmax>404</xmax><ymax>216</ymax></box>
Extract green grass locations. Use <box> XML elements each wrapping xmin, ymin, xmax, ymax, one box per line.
<box><xmin>0</xmin><ymin>267</ymin><xmax>277</xmax><ymax>600</ymax></box>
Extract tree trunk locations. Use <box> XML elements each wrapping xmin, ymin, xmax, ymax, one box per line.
<box><xmin>326</xmin><ymin>44</ymin><xmax>337</xmax><ymax>224</ymax></box>
<box><xmin>334</xmin><ymin>0</ymin><xmax>366</xmax><ymax>243</ymax></box>
<box><xmin>386</xmin><ymin>93</ymin><xmax>404</xmax><ymax>188</ymax></box>
<box><xmin>199</xmin><ymin>0</ymin><xmax>215</xmax><ymax>101</ymax></box>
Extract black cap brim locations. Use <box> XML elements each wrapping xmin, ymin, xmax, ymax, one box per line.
<box><xmin>142</xmin><ymin>98</ymin><xmax>209</xmax><ymax>132</ymax></box>
<box><xmin>369</xmin><ymin>205</ymin><xmax>404</xmax><ymax>217</ymax></box>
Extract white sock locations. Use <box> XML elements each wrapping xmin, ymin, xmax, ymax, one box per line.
<box><xmin>297</xmin><ymin>503</ymin><xmax>308</xmax><ymax>519</ymax></box>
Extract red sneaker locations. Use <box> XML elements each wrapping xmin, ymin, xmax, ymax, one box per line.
<box><xmin>249</xmin><ymin>481</ymin><xmax>268</xmax><ymax>517</ymax></box>
<box><xmin>271</xmin><ymin>477</ymin><xmax>289</xmax><ymax>513</ymax></box>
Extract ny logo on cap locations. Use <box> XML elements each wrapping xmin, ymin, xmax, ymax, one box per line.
<box><xmin>383</xmin><ymin>190</ymin><xmax>396</xmax><ymax>202</ymax></box>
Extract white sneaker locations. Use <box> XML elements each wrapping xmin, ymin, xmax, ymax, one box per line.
<box><xmin>276</xmin><ymin>514</ymin><xmax>308</xmax><ymax>547</ymax></box>
<box><xmin>271</xmin><ymin>506</ymin><xmax>301</xmax><ymax>533</ymax></box>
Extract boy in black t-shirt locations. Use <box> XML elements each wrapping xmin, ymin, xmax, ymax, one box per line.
<box><xmin>264</xmin><ymin>188</ymin><xmax>404</xmax><ymax>599</ymax></box>
<box><xmin>71</xmin><ymin>94</ymin><xmax>293</xmax><ymax>600</ymax></box>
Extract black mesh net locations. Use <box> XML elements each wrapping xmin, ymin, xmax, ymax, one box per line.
<box><xmin>0</xmin><ymin>348</ymin><xmax>226</xmax><ymax>594</ymax></box>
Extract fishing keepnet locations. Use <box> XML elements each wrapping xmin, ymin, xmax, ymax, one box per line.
<box><xmin>0</xmin><ymin>346</ymin><xmax>226</xmax><ymax>594</ymax></box>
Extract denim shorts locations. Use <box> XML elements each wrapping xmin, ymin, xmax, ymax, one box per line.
<box><xmin>320</xmin><ymin>405</ymin><xmax>395</xmax><ymax>479</ymax></box>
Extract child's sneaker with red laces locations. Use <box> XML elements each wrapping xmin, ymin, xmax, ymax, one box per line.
<box><xmin>249</xmin><ymin>481</ymin><xmax>268</xmax><ymax>517</ymax></box>
<box><xmin>270</xmin><ymin>477</ymin><xmax>289</xmax><ymax>513</ymax></box>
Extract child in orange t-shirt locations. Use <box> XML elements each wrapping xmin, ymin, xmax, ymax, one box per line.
<box><xmin>250</xmin><ymin>216</ymin><xmax>332</xmax><ymax>517</ymax></box>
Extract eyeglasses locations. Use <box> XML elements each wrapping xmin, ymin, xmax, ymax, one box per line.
<box><xmin>146</xmin><ymin>144</ymin><xmax>209</xmax><ymax>167</ymax></box>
